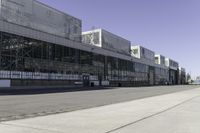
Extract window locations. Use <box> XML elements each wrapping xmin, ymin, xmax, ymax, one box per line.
<box><xmin>133</xmin><ymin>49</ymin><xmax>138</xmax><ymax>55</ymax></box>
<box><xmin>155</xmin><ymin>57</ymin><xmax>159</xmax><ymax>64</ymax></box>
<box><xmin>73</xmin><ymin>26</ymin><xmax>78</xmax><ymax>34</ymax></box>
<box><xmin>142</xmin><ymin>48</ymin><xmax>145</xmax><ymax>55</ymax></box>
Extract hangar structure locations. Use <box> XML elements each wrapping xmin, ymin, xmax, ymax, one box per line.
<box><xmin>0</xmin><ymin>0</ymin><xmax>186</xmax><ymax>87</ymax></box>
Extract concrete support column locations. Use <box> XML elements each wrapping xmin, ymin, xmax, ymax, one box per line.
<box><xmin>0</xmin><ymin>32</ymin><xmax>1</xmax><ymax>70</ymax></box>
<box><xmin>104</xmin><ymin>56</ymin><xmax>108</xmax><ymax>80</ymax></box>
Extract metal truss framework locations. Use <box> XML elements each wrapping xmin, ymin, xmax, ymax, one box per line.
<box><xmin>0</xmin><ymin>31</ymin><xmax>169</xmax><ymax>85</ymax></box>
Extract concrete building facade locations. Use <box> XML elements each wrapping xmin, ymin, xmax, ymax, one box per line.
<box><xmin>82</xmin><ymin>29</ymin><xmax>131</xmax><ymax>55</ymax></box>
<box><xmin>165</xmin><ymin>58</ymin><xmax>179</xmax><ymax>84</ymax></box>
<box><xmin>131</xmin><ymin>46</ymin><xmax>155</xmax><ymax>62</ymax></box>
<box><xmin>0</xmin><ymin>0</ymin><xmax>185</xmax><ymax>87</ymax></box>
<box><xmin>155</xmin><ymin>54</ymin><xmax>165</xmax><ymax>66</ymax></box>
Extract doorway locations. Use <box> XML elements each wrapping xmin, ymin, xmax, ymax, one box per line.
<box><xmin>83</xmin><ymin>75</ymin><xmax>90</xmax><ymax>87</ymax></box>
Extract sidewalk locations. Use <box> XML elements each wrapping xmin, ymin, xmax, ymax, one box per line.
<box><xmin>0</xmin><ymin>88</ymin><xmax>200</xmax><ymax>133</ymax></box>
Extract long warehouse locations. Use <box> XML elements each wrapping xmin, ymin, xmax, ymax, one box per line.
<box><xmin>0</xmin><ymin>0</ymin><xmax>186</xmax><ymax>87</ymax></box>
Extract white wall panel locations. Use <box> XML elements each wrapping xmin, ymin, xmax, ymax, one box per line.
<box><xmin>0</xmin><ymin>80</ymin><xmax>11</xmax><ymax>87</ymax></box>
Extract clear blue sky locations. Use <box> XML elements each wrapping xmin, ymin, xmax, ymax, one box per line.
<box><xmin>38</xmin><ymin>0</ymin><xmax>200</xmax><ymax>79</ymax></box>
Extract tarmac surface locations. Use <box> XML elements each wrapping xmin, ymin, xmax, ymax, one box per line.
<box><xmin>0</xmin><ymin>85</ymin><xmax>199</xmax><ymax>122</ymax></box>
<box><xmin>0</xmin><ymin>85</ymin><xmax>200</xmax><ymax>133</ymax></box>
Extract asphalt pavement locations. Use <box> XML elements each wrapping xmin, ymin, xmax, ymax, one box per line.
<box><xmin>1</xmin><ymin>86</ymin><xmax>200</xmax><ymax>133</ymax></box>
<box><xmin>0</xmin><ymin>85</ymin><xmax>199</xmax><ymax>122</ymax></box>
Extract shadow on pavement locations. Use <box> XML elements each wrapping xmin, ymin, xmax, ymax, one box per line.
<box><xmin>1</xmin><ymin>85</ymin><xmax>197</xmax><ymax>96</ymax></box>
<box><xmin>0</xmin><ymin>86</ymin><xmax>116</xmax><ymax>96</ymax></box>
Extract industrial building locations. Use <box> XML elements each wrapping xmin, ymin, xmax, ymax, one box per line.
<box><xmin>179</xmin><ymin>67</ymin><xmax>186</xmax><ymax>84</ymax></box>
<box><xmin>0</xmin><ymin>0</ymin><xmax>186</xmax><ymax>87</ymax></box>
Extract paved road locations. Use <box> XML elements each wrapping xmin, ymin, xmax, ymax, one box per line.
<box><xmin>1</xmin><ymin>86</ymin><xmax>200</xmax><ymax>133</ymax></box>
<box><xmin>0</xmin><ymin>85</ymin><xmax>199</xmax><ymax>122</ymax></box>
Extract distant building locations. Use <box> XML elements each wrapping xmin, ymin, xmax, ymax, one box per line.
<box><xmin>165</xmin><ymin>58</ymin><xmax>179</xmax><ymax>84</ymax></box>
<box><xmin>179</xmin><ymin>67</ymin><xmax>186</xmax><ymax>84</ymax></box>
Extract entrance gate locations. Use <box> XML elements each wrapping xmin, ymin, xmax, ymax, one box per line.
<box><xmin>83</xmin><ymin>75</ymin><xmax>90</xmax><ymax>87</ymax></box>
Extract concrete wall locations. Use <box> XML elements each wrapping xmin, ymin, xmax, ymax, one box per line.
<box><xmin>0</xmin><ymin>0</ymin><xmax>82</xmax><ymax>42</ymax></box>
<box><xmin>101</xmin><ymin>29</ymin><xmax>131</xmax><ymax>55</ymax></box>
<box><xmin>165</xmin><ymin>58</ymin><xmax>179</xmax><ymax>70</ymax></box>
<box><xmin>131</xmin><ymin>46</ymin><xmax>155</xmax><ymax>62</ymax></box>
<box><xmin>82</xmin><ymin>29</ymin><xmax>131</xmax><ymax>55</ymax></box>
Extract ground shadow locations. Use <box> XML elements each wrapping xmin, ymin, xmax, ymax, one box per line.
<box><xmin>0</xmin><ymin>86</ymin><xmax>117</xmax><ymax>96</ymax></box>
